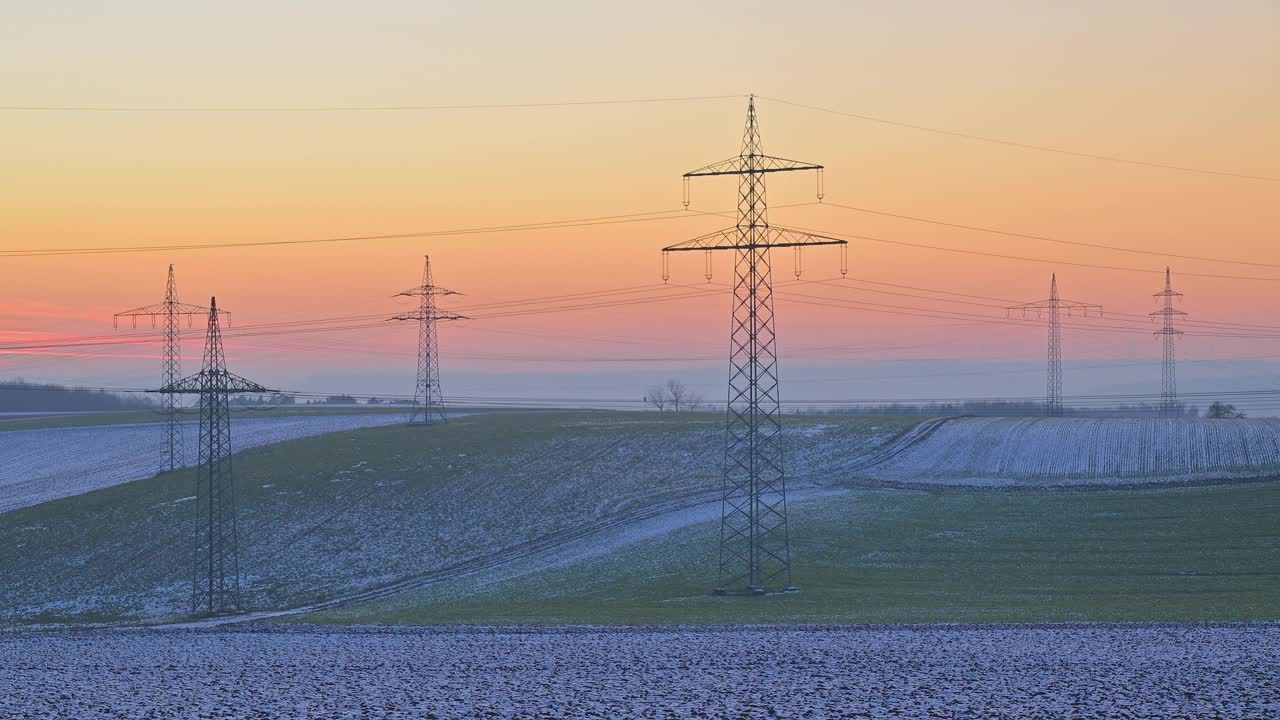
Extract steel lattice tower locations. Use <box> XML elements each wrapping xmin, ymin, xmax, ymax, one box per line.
<box><xmin>663</xmin><ymin>96</ymin><xmax>845</xmax><ymax>595</ymax></box>
<box><xmin>156</xmin><ymin>297</ymin><xmax>271</xmax><ymax>615</ymax></box>
<box><xmin>114</xmin><ymin>265</ymin><xmax>212</xmax><ymax>473</ymax></box>
<box><xmin>1151</xmin><ymin>267</ymin><xmax>1186</xmax><ymax>416</ymax></box>
<box><xmin>1007</xmin><ymin>274</ymin><xmax>1102</xmax><ymax>416</ymax></box>
<box><xmin>390</xmin><ymin>256</ymin><xmax>465</xmax><ymax>425</ymax></box>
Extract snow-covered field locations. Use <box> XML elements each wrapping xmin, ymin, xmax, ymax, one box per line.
<box><xmin>862</xmin><ymin>416</ymin><xmax>1280</xmax><ymax>486</ymax></box>
<box><xmin>0</xmin><ymin>414</ymin><xmax>407</xmax><ymax>513</ymax></box>
<box><xmin>1</xmin><ymin>623</ymin><xmax>1275</xmax><ymax>719</ymax></box>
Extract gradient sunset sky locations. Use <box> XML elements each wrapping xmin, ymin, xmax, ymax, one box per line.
<box><xmin>2</xmin><ymin>1</ymin><xmax>1277</xmax><ymax>407</ymax></box>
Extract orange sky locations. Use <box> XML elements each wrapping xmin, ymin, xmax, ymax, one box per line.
<box><xmin>1</xmin><ymin>1</ymin><xmax>1277</xmax><ymax>400</ymax></box>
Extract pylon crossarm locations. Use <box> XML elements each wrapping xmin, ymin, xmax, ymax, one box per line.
<box><xmin>115</xmin><ymin>302</ymin><xmax>224</xmax><ymax>319</ymax></box>
<box><xmin>395</xmin><ymin>287</ymin><xmax>461</xmax><ymax>298</ymax></box>
<box><xmin>388</xmin><ymin>312</ymin><xmax>468</xmax><ymax>322</ymax></box>
<box><xmin>155</xmin><ymin>370</ymin><xmax>273</xmax><ymax>395</ymax></box>
<box><xmin>685</xmin><ymin>154</ymin><xmax>822</xmax><ymax>177</ymax></box>
<box><xmin>153</xmin><ymin>373</ymin><xmax>204</xmax><ymax>394</ymax></box>
<box><xmin>663</xmin><ymin>226</ymin><xmax>846</xmax><ymax>252</ymax></box>
<box><xmin>209</xmin><ymin>371</ymin><xmax>273</xmax><ymax>395</ymax></box>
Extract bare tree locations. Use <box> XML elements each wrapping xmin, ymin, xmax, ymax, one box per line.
<box><xmin>1207</xmin><ymin>401</ymin><xmax>1246</xmax><ymax>419</ymax></box>
<box><xmin>645</xmin><ymin>385</ymin><xmax>668</xmax><ymax>412</ymax></box>
<box><xmin>685</xmin><ymin>391</ymin><xmax>704</xmax><ymax>412</ymax></box>
<box><xmin>664</xmin><ymin>378</ymin><xmax>689</xmax><ymax>412</ymax></box>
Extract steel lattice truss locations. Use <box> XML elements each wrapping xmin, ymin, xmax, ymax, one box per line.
<box><xmin>664</xmin><ymin>96</ymin><xmax>844</xmax><ymax>595</ymax></box>
<box><xmin>156</xmin><ymin>298</ymin><xmax>270</xmax><ymax>615</ymax></box>
<box><xmin>1006</xmin><ymin>274</ymin><xmax>1102</xmax><ymax>417</ymax></box>
<box><xmin>390</xmin><ymin>256</ymin><xmax>465</xmax><ymax>425</ymax></box>
<box><xmin>1151</xmin><ymin>267</ymin><xmax>1186</xmax><ymax>415</ymax></box>
<box><xmin>114</xmin><ymin>265</ymin><xmax>224</xmax><ymax>473</ymax></box>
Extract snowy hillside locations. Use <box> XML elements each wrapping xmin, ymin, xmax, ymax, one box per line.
<box><xmin>861</xmin><ymin>416</ymin><xmax>1280</xmax><ymax>485</ymax></box>
<box><xmin>0</xmin><ymin>414</ymin><xmax>408</xmax><ymax>513</ymax></box>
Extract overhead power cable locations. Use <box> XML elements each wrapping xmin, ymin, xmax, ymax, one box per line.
<box><xmin>823</xmin><ymin>201</ymin><xmax>1280</xmax><ymax>270</ymax></box>
<box><xmin>0</xmin><ymin>208</ymin><xmax>709</xmax><ymax>258</ymax></box>
<box><xmin>758</xmin><ymin>95</ymin><xmax>1280</xmax><ymax>183</ymax></box>
<box><xmin>8</xmin><ymin>380</ymin><xmax>1280</xmax><ymax>409</ymax></box>
<box><xmin>0</xmin><ymin>94</ymin><xmax>741</xmax><ymax>113</ymax></box>
<box><xmin>778</xmin><ymin>214</ymin><xmax>1280</xmax><ymax>283</ymax></box>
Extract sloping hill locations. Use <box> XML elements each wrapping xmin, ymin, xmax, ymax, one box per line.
<box><xmin>0</xmin><ymin>412</ymin><xmax>916</xmax><ymax>626</ymax></box>
<box><xmin>858</xmin><ymin>416</ymin><xmax>1280</xmax><ymax>486</ymax></box>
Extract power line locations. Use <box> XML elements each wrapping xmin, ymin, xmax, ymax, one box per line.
<box><xmin>9</xmin><ymin>379</ymin><xmax>1280</xmax><ymax>408</ymax></box>
<box><xmin>0</xmin><ymin>94</ymin><xmax>742</xmax><ymax>113</ymax></box>
<box><xmin>12</xmin><ymin>272</ymin><xmax>1280</xmax><ymax>363</ymax></box>
<box><xmin>0</xmin><ymin>208</ymin><xmax>708</xmax><ymax>258</ymax></box>
<box><xmin>779</xmin><ymin>215</ymin><xmax>1280</xmax><ymax>283</ymax></box>
<box><xmin>823</xmin><ymin>201</ymin><xmax>1280</xmax><ymax>270</ymax></box>
<box><xmin>758</xmin><ymin>95</ymin><xmax>1280</xmax><ymax>183</ymax></box>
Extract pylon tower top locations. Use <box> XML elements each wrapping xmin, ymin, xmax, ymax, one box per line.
<box><xmin>114</xmin><ymin>265</ymin><xmax>228</xmax><ymax>473</ymax></box>
<box><xmin>665</xmin><ymin>97</ymin><xmax>842</xmax><ymax>257</ymax></box>
<box><xmin>1006</xmin><ymin>273</ymin><xmax>1103</xmax><ymax>321</ymax></box>
<box><xmin>156</xmin><ymin>298</ymin><xmax>270</xmax><ymax>396</ymax></box>
<box><xmin>1151</xmin><ymin>266</ymin><xmax>1187</xmax><ymax>330</ymax></box>
<box><xmin>114</xmin><ymin>265</ymin><xmax>225</xmax><ymax>329</ymax></box>
<box><xmin>1151</xmin><ymin>267</ymin><xmax>1185</xmax><ymax>416</ymax></box>
<box><xmin>1007</xmin><ymin>274</ymin><xmax>1102</xmax><ymax>417</ymax></box>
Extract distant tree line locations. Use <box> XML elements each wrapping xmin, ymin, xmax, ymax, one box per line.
<box><xmin>0</xmin><ymin>379</ymin><xmax>155</xmax><ymax>412</ymax></box>
<box><xmin>230</xmin><ymin>393</ymin><xmax>298</xmax><ymax>407</ymax></box>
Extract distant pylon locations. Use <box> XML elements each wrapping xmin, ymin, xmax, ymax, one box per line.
<box><xmin>155</xmin><ymin>297</ymin><xmax>272</xmax><ymax>615</ymax></box>
<box><xmin>390</xmin><ymin>256</ymin><xmax>465</xmax><ymax>425</ymax></box>
<box><xmin>663</xmin><ymin>96</ymin><xmax>845</xmax><ymax>595</ymax></box>
<box><xmin>114</xmin><ymin>265</ymin><xmax>217</xmax><ymax>473</ymax></box>
<box><xmin>1007</xmin><ymin>274</ymin><xmax>1102</xmax><ymax>416</ymax></box>
<box><xmin>1151</xmin><ymin>267</ymin><xmax>1186</xmax><ymax>416</ymax></box>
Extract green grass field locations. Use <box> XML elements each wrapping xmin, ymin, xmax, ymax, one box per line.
<box><xmin>310</xmin><ymin>480</ymin><xmax>1280</xmax><ymax>625</ymax></box>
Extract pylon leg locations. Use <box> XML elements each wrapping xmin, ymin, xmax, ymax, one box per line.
<box><xmin>717</xmin><ymin>245</ymin><xmax>792</xmax><ymax>595</ymax></box>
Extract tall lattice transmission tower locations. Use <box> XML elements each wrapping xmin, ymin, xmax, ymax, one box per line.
<box><xmin>390</xmin><ymin>256</ymin><xmax>465</xmax><ymax>425</ymax></box>
<box><xmin>663</xmin><ymin>96</ymin><xmax>845</xmax><ymax>595</ymax></box>
<box><xmin>155</xmin><ymin>297</ymin><xmax>272</xmax><ymax>615</ymax></box>
<box><xmin>114</xmin><ymin>265</ymin><xmax>216</xmax><ymax>473</ymax></box>
<box><xmin>1151</xmin><ymin>267</ymin><xmax>1186</xmax><ymax>416</ymax></box>
<box><xmin>1007</xmin><ymin>274</ymin><xmax>1102</xmax><ymax>416</ymax></box>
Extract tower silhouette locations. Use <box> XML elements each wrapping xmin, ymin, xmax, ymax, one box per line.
<box><xmin>114</xmin><ymin>265</ymin><xmax>214</xmax><ymax>472</ymax></box>
<box><xmin>663</xmin><ymin>96</ymin><xmax>844</xmax><ymax>595</ymax></box>
<box><xmin>1007</xmin><ymin>274</ymin><xmax>1101</xmax><ymax>416</ymax></box>
<box><xmin>1151</xmin><ymin>267</ymin><xmax>1186</xmax><ymax>415</ymax></box>
<box><xmin>390</xmin><ymin>256</ymin><xmax>465</xmax><ymax>425</ymax></box>
<box><xmin>156</xmin><ymin>298</ymin><xmax>271</xmax><ymax>615</ymax></box>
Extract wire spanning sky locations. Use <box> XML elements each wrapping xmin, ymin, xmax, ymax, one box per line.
<box><xmin>1</xmin><ymin>1</ymin><xmax>1277</xmax><ymax>405</ymax></box>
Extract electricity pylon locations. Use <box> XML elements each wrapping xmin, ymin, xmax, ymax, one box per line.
<box><xmin>155</xmin><ymin>297</ymin><xmax>271</xmax><ymax>616</ymax></box>
<box><xmin>114</xmin><ymin>265</ymin><xmax>218</xmax><ymax>473</ymax></box>
<box><xmin>663</xmin><ymin>95</ymin><xmax>845</xmax><ymax>595</ymax></box>
<box><xmin>1006</xmin><ymin>274</ymin><xmax>1102</xmax><ymax>416</ymax></box>
<box><xmin>1151</xmin><ymin>267</ymin><xmax>1186</xmax><ymax>416</ymax></box>
<box><xmin>390</xmin><ymin>256</ymin><xmax>465</xmax><ymax>425</ymax></box>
